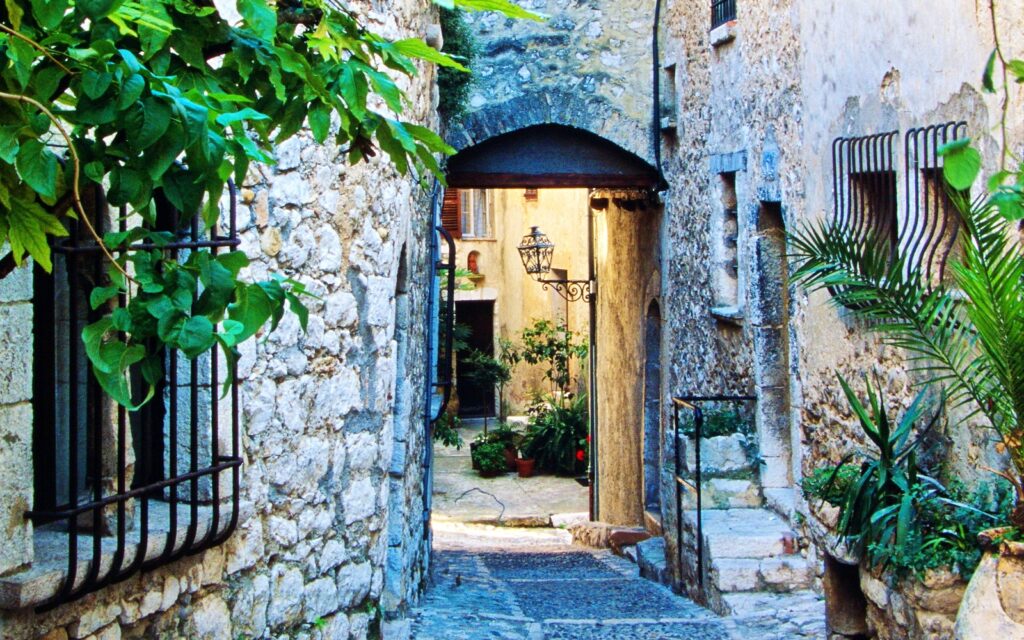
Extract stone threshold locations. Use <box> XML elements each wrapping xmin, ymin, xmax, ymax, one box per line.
<box><xmin>0</xmin><ymin>500</ymin><xmax>253</xmax><ymax>609</ymax></box>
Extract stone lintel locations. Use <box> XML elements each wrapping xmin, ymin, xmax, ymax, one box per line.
<box><xmin>710</xmin><ymin>151</ymin><xmax>748</xmax><ymax>175</ymax></box>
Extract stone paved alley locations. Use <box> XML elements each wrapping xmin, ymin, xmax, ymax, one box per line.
<box><xmin>409</xmin><ymin>521</ymin><xmax>826</xmax><ymax>640</ymax></box>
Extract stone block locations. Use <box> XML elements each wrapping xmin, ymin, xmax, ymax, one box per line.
<box><xmin>380</xmin><ymin>618</ymin><xmax>411</xmax><ymax>640</ymax></box>
<box><xmin>609</xmin><ymin>528</ymin><xmax>650</xmax><ymax>554</ymax></box>
<box><xmin>267</xmin><ymin>566</ymin><xmax>304</xmax><ymax>627</ymax></box>
<box><xmin>0</xmin><ymin>402</ymin><xmax>32</xmax><ymax>575</ymax></box>
<box><xmin>0</xmin><ymin>303</ymin><xmax>32</xmax><ymax>403</ymax></box>
<box><xmin>759</xmin><ymin>557</ymin><xmax>813</xmax><ymax>590</ymax></box>
<box><xmin>714</xmin><ymin>558</ymin><xmax>760</xmax><ymax>592</ymax></box>
<box><xmin>303</xmin><ymin>577</ymin><xmax>339</xmax><ymax>622</ymax></box>
<box><xmin>192</xmin><ymin>596</ymin><xmax>232</xmax><ymax>640</ymax></box>
<box><xmin>0</xmin><ymin>264</ymin><xmax>32</xmax><ymax>302</ymax></box>
<box><xmin>686</xmin><ymin>434</ymin><xmax>752</xmax><ymax>473</ymax></box>
<box><xmin>336</xmin><ymin>562</ymin><xmax>372</xmax><ymax>608</ymax></box>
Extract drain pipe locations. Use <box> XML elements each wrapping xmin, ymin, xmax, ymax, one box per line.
<box><xmin>652</xmin><ymin>0</ymin><xmax>664</xmax><ymax>184</ymax></box>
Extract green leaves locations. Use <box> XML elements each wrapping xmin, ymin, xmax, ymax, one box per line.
<box><xmin>238</xmin><ymin>0</ymin><xmax>277</xmax><ymax>41</ymax></box>
<box><xmin>15</xmin><ymin>139</ymin><xmax>60</xmax><ymax>201</ymax></box>
<box><xmin>938</xmin><ymin>137</ymin><xmax>981</xmax><ymax>191</ymax></box>
<box><xmin>433</xmin><ymin>0</ymin><xmax>545</xmax><ymax>21</ymax></box>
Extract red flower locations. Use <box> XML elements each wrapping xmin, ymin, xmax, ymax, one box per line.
<box><xmin>586</xmin><ymin>435</ymin><xmax>591</xmax><ymax>444</ymax></box>
<box><xmin>576</xmin><ymin>450</ymin><xmax>585</xmax><ymax>461</ymax></box>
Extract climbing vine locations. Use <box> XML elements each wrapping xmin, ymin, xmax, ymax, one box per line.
<box><xmin>0</xmin><ymin>0</ymin><xmax>539</xmax><ymax>407</ymax></box>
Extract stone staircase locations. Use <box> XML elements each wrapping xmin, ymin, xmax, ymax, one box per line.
<box><xmin>700</xmin><ymin>508</ymin><xmax>814</xmax><ymax>611</ymax></box>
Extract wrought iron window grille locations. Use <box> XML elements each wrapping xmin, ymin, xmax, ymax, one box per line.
<box><xmin>711</xmin><ymin>0</ymin><xmax>737</xmax><ymax>29</ymax></box>
<box><xmin>26</xmin><ymin>184</ymin><xmax>241</xmax><ymax>611</ymax></box>
<box><xmin>904</xmin><ymin>122</ymin><xmax>969</xmax><ymax>288</ymax></box>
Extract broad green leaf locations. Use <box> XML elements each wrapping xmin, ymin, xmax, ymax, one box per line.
<box><xmin>217</xmin><ymin>251</ymin><xmax>249</xmax><ymax>276</ymax></box>
<box><xmin>0</xmin><ymin>125</ymin><xmax>21</xmax><ymax>164</ymax></box>
<box><xmin>228</xmin><ymin>283</ymin><xmax>273</xmax><ymax>342</ymax></box>
<box><xmin>16</xmin><ymin>139</ymin><xmax>59</xmax><ymax>201</ymax></box>
<box><xmin>215</xmin><ymin>107</ymin><xmax>271</xmax><ymax>127</ymax></box>
<box><xmin>1008</xmin><ymin>59</ymin><xmax>1024</xmax><ymax>83</ymax></box>
<box><xmin>81</xmin><ymin>70</ymin><xmax>114</xmax><ymax>99</ymax></box>
<box><xmin>392</xmin><ymin>38</ymin><xmax>469</xmax><ymax>72</ymax></box>
<box><xmin>90</xmin><ymin>285</ymin><xmax>122</xmax><ymax>310</ymax></box>
<box><xmin>238</xmin><ymin>0</ymin><xmax>277</xmax><ymax>41</ymax></box>
<box><xmin>132</xmin><ymin>97</ymin><xmax>173</xmax><ymax>151</ymax></box>
<box><xmin>5</xmin><ymin>0</ymin><xmax>23</xmax><ymax>29</ymax></box>
<box><xmin>79</xmin><ymin>0</ymin><xmax>125</xmax><ymax>20</ymax></box>
<box><xmin>82</xmin><ymin>318</ymin><xmax>115</xmax><ymax>373</ymax></box>
<box><xmin>308</xmin><ymin>104</ymin><xmax>331</xmax><ymax>143</ymax></box>
<box><xmin>435</xmin><ymin>0</ymin><xmax>545</xmax><ymax>21</ymax></box>
<box><xmin>982</xmin><ymin>49</ymin><xmax>997</xmax><ymax>93</ymax></box>
<box><xmin>116</xmin><ymin>73</ymin><xmax>146</xmax><ymax>110</ymax></box>
<box><xmin>30</xmin><ymin>0</ymin><xmax>67</xmax><ymax>29</ymax></box>
<box><xmin>938</xmin><ymin>138</ymin><xmax>981</xmax><ymax>191</ymax></box>
<box><xmin>178</xmin><ymin>315</ymin><xmax>216</xmax><ymax>358</ymax></box>
<box><xmin>7</xmin><ymin>194</ymin><xmax>66</xmax><ymax>271</ymax></box>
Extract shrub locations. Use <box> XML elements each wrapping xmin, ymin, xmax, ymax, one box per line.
<box><xmin>522</xmin><ymin>393</ymin><xmax>588</xmax><ymax>475</ymax></box>
<box><xmin>802</xmin><ymin>464</ymin><xmax>860</xmax><ymax>507</ymax></box>
<box><xmin>472</xmin><ymin>441</ymin><xmax>508</xmax><ymax>475</ymax></box>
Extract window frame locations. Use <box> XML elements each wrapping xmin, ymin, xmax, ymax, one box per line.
<box><xmin>459</xmin><ymin>189</ymin><xmax>493</xmax><ymax>240</ymax></box>
<box><xmin>23</xmin><ymin>184</ymin><xmax>243</xmax><ymax>611</ymax></box>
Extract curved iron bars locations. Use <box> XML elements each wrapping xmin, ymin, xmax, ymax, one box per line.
<box><xmin>672</xmin><ymin>395</ymin><xmax>755</xmax><ymax>598</ymax></box>
<box><xmin>27</xmin><ymin>184</ymin><xmax>241</xmax><ymax>611</ymax></box>
<box><xmin>539</xmin><ymin>278</ymin><xmax>593</xmax><ymax>304</ymax></box>
<box><xmin>904</xmin><ymin>122</ymin><xmax>968</xmax><ymax>289</ymax></box>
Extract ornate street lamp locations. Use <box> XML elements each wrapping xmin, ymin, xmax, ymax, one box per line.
<box><xmin>517</xmin><ymin>226</ymin><xmax>593</xmax><ymax>303</ymax></box>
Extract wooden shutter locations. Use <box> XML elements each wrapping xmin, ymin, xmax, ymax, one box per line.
<box><xmin>441</xmin><ymin>188</ymin><xmax>461</xmax><ymax>239</ymax></box>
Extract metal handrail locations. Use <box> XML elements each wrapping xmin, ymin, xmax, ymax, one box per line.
<box><xmin>672</xmin><ymin>395</ymin><xmax>755</xmax><ymax>594</ymax></box>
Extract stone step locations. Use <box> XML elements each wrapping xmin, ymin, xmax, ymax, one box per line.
<box><xmin>712</xmin><ymin>555</ymin><xmax>814</xmax><ymax>593</ymax></box>
<box><xmin>692</xmin><ymin>508</ymin><xmax>798</xmax><ymax>560</ymax></box>
<box><xmin>636</xmin><ymin>537</ymin><xmax>671</xmax><ymax>587</ymax></box>
<box><xmin>681</xmin><ymin>478</ymin><xmax>764</xmax><ymax>510</ymax></box>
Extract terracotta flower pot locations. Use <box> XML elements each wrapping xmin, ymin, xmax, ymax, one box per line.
<box><xmin>504</xmin><ymin>445</ymin><xmax>517</xmax><ymax>471</ymax></box>
<box><xmin>516</xmin><ymin>457</ymin><xmax>535</xmax><ymax>478</ymax></box>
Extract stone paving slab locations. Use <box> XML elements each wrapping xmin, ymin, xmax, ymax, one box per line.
<box><xmin>433</xmin><ymin>424</ymin><xmax>589</xmax><ymax>525</ymax></box>
<box><xmin>409</xmin><ymin>520</ymin><xmax>826</xmax><ymax>640</ymax></box>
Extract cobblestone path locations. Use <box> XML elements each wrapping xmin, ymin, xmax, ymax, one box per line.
<box><xmin>409</xmin><ymin>521</ymin><xmax>826</xmax><ymax>640</ymax></box>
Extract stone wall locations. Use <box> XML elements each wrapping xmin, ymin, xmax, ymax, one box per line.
<box><xmin>594</xmin><ymin>193</ymin><xmax>662</xmax><ymax>525</ymax></box>
<box><xmin>0</xmin><ymin>2</ymin><xmax>440</xmax><ymax>638</ymax></box>
<box><xmin>451</xmin><ymin>0</ymin><xmax>656</xmax><ymax>165</ymax></box>
<box><xmin>656</xmin><ymin>0</ymin><xmax>1024</xmax><ymax>627</ymax></box>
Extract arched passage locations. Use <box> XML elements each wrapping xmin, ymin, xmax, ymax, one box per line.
<box><xmin>433</xmin><ymin>124</ymin><xmax>663</xmax><ymax>527</ymax></box>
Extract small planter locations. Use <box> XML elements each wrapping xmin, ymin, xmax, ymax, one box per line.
<box><xmin>954</xmin><ymin>529</ymin><xmax>1024</xmax><ymax>638</ymax></box>
<box><xmin>504</xmin><ymin>445</ymin><xmax>517</xmax><ymax>471</ymax></box>
<box><xmin>516</xmin><ymin>457</ymin><xmax>535</xmax><ymax>478</ymax></box>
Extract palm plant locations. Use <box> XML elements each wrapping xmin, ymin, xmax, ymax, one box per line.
<box><xmin>789</xmin><ymin>180</ymin><xmax>1024</xmax><ymax>525</ymax></box>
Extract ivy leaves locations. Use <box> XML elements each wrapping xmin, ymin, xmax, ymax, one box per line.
<box><xmin>0</xmin><ymin>0</ymin><xmax>536</xmax><ymax>409</ymax></box>
<box><xmin>83</xmin><ymin>245</ymin><xmax>311</xmax><ymax>405</ymax></box>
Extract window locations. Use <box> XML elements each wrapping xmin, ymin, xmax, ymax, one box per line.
<box><xmin>713</xmin><ymin>172</ymin><xmax>740</xmax><ymax>308</ymax></box>
<box><xmin>905</xmin><ymin>122</ymin><xmax>969</xmax><ymax>288</ymax></box>
<box><xmin>833</xmin><ymin>131</ymin><xmax>900</xmax><ymax>264</ymax></box>
<box><xmin>28</xmin><ymin>186</ymin><xmax>241</xmax><ymax>609</ymax></box>
<box><xmin>711</xmin><ymin>0</ymin><xmax>736</xmax><ymax>29</ymax></box>
<box><xmin>459</xmin><ymin>189</ymin><xmax>493</xmax><ymax>239</ymax></box>
<box><xmin>440</xmin><ymin>188</ymin><xmax>462</xmax><ymax>239</ymax></box>
<box><xmin>524</xmin><ymin>188</ymin><xmax>538</xmax><ymax>202</ymax></box>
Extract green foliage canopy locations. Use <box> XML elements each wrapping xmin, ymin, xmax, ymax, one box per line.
<box><xmin>0</xmin><ymin>0</ymin><xmax>538</xmax><ymax>407</ymax></box>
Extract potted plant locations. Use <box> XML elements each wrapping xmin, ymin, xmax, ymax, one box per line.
<box><xmin>515</xmin><ymin>452</ymin><xmax>535</xmax><ymax>478</ymax></box>
<box><xmin>491</xmin><ymin>422</ymin><xmax>520</xmax><ymax>471</ymax></box>
<box><xmin>472</xmin><ymin>441</ymin><xmax>508</xmax><ymax>478</ymax></box>
<box><xmin>522</xmin><ymin>393</ymin><xmax>589</xmax><ymax>476</ymax></box>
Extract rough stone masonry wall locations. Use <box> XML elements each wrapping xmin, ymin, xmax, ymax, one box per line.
<box><xmin>0</xmin><ymin>2</ymin><xmax>439</xmax><ymax>638</ymax></box>
<box><xmin>657</xmin><ymin>0</ymin><xmax>1024</xmax><ymax>624</ymax></box>
<box><xmin>452</xmin><ymin>0</ymin><xmax>655</xmax><ymax>163</ymax></box>
<box><xmin>656</xmin><ymin>0</ymin><xmax>806</xmax><ymax>584</ymax></box>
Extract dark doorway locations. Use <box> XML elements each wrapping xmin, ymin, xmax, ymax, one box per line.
<box><xmin>456</xmin><ymin>301</ymin><xmax>496</xmax><ymax>418</ymax></box>
<box><xmin>642</xmin><ymin>301</ymin><xmax>662</xmax><ymax>515</ymax></box>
